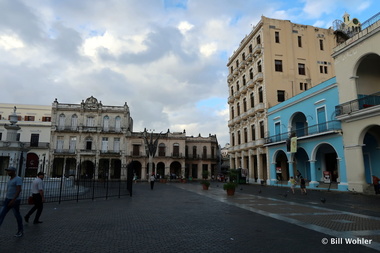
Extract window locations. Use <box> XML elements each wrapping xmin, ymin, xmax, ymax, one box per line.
<box><xmin>236</xmin><ymin>81</ymin><xmax>239</xmax><ymax>91</ymax></box>
<box><xmin>324</xmin><ymin>66</ymin><xmax>328</xmax><ymax>74</ymax></box>
<box><xmin>300</xmin><ymin>83</ymin><xmax>304</xmax><ymax>90</ymax></box>
<box><xmin>133</xmin><ymin>145</ymin><xmax>140</xmax><ymax>156</ymax></box>
<box><xmin>275</xmin><ymin>31</ymin><xmax>280</xmax><ymax>43</ymax></box>
<box><xmin>304</xmin><ymin>83</ymin><xmax>308</xmax><ymax>90</ymax></box>
<box><xmin>159</xmin><ymin>143</ymin><xmax>166</xmax><ymax>156</ymax></box>
<box><xmin>202</xmin><ymin>146</ymin><xmax>207</xmax><ymax>159</ymax></box>
<box><xmin>230</xmin><ymin>66</ymin><xmax>233</xmax><ymax>73</ymax></box>
<box><xmin>173</xmin><ymin>143</ymin><xmax>179</xmax><ymax>157</ymax></box>
<box><xmin>244</xmin><ymin>128</ymin><xmax>248</xmax><ymax>143</ymax></box>
<box><xmin>275</xmin><ymin>60</ymin><xmax>283</xmax><ymax>72</ymax></box>
<box><xmin>251</xmin><ymin>125</ymin><xmax>256</xmax><ymax>141</ymax></box>
<box><xmin>236</xmin><ymin>60</ymin><xmax>239</xmax><ymax>68</ymax></box>
<box><xmin>232</xmin><ymin>133</ymin><xmax>235</xmax><ymax>146</ymax></box>
<box><xmin>25</xmin><ymin>116</ymin><xmax>35</xmax><ymax>121</ymax></box>
<box><xmin>320</xmin><ymin>66</ymin><xmax>323</xmax><ymax>73</ymax></box>
<box><xmin>298</xmin><ymin>63</ymin><xmax>305</xmax><ymax>75</ymax></box>
<box><xmin>259</xmin><ymin>121</ymin><xmax>265</xmax><ymax>139</ymax></box>
<box><xmin>86</xmin><ymin>117</ymin><xmax>94</xmax><ymax>127</ymax></box>
<box><xmin>193</xmin><ymin>146</ymin><xmax>197</xmax><ymax>158</ymax></box>
<box><xmin>69</xmin><ymin>137</ymin><xmax>76</xmax><ymax>152</ymax></box>
<box><xmin>211</xmin><ymin>146</ymin><xmax>215</xmax><ymax>159</ymax></box>
<box><xmin>277</xmin><ymin>90</ymin><xmax>285</xmax><ymax>102</ymax></box>
<box><xmin>71</xmin><ymin>115</ymin><xmax>78</xmax><ymax>130</ymax></box>
<box><xmin>258</xmin><ymin>61</ymin><xmax>262</xmax><ymax>72</ymax></box>
<box><xmin>259</xmin><ymin>87</ymin><xmax>263</xmax><ymax>103</ymax></box>
<box><xmin>101</xmin><ymin>137</ymin><xmax>108</xmax><ymax>152</ymax></box>
<box><xmin>115</xmin><ymin>116</ymin><xmax>121</xmax><ymax>132</ymax></box>
<box><xmin>0</xmin><ymin>133</ymin><xmax>2</xmax><ymax>141</ymax></box>
<box><xmin>237</xmin><ymin>103</ymin><xmax>240</xmax><ymax>116</ymax></box>
<box><xmin>103</xmin><ymin>116</ymin><xmax>109</xmax><ymax>131</ymax></box>
<box><xmin>243</xmin><ymin>98</ymin><xmax>247</xmax><ymax>112</ymax></box>
<box><xmin>114</xmin><ymin>138</ymin><xmax>120</xmax><ymax>152</ymax></box>
<box><xmin>86</xmin><ymin>138</ymin><xmax>92</xmax><ymax>150</ymax></box>
<box><xmin>249</xmin><ymin>44</ymin><xmax>252</xmax><ymax>53</ymax></box>
<box><xmin>319</xmin><ymin>39</ymin><xmax>324</xmax><ymax>50</ymax></box>
<box><xmin>30</xmin><ymin>134</ymin><xmax>39</xmax><ymax>147</ymax></box>
<box><xmin>57</xmin><ymin>137</ymin><xmax>64</xmax><ymax>151</ymax></box>
<box><xmin>42</xmin><ymin>117</ymin><xmax>51</xmax><ymax>122</ymax></box>
<box><xmin>242</xmin><ymin>53</ymin><xmax>245</xmax><ymax>61</ymax></box>
<box><xmin>249</xmin><ymin>68</ymin><xmax>253</xmax><ymax>79</ymax></box>
<box><xmin>58</xmin><ymin>114</ymin><xmax>65</xmax><ymax>130</ymax></box>
<box><xmin>250</xmin><ymin>93</ymin><xmax>255</xmax><ymax>107</ymax></box>
<box><xmin>237</xmin><ymin>131</ymin><xmax>241</xmax><ymax>145</ymax></box>
<box><xmin>298</xmin><ymin>36</ymin><xmax>302</xmax><ymax>47</ymax></box>
<box><xmin>243</xmin><ymin>75</ymin><xmax>246</xmax><ymax>85</ymax></box>
<box><xmin>231</xmin><ymin>86</ymin><xmax>234</xmax><ymax>95</ymax></box>
<box><xmin>257</xmin><ymin>35</ymin><xmax>261</xmax><ymax>44</ymax></box>
<box><xmin>231</xmin><ymin>106</ymin><xmax>234</xmax><ymax>119</ymax></box>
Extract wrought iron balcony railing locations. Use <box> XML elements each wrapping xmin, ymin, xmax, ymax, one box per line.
<box><xmin>265</xmin><ymin>120</ymin><xmax>341</xmax><ymax>144</ymax></box>
<box><xmin>335</xmin><ymin>91</ymin><xmax>380</xmax><ymax>116</ymax></box>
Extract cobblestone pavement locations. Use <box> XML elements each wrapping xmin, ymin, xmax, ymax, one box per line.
<box><xmin>0</xmin><ymin>182</ymin><xmax>379</xmax><ymax>253</ymax></box>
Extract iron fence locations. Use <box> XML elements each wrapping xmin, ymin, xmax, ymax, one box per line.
<box><xmin>0</xmin><ymin>176</ymin><xmax>130</xmax><ymax>205</ymax></box>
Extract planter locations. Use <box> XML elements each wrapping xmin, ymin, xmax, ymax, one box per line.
<box><xmin>226</xmin><ymin>189</ymin><xmax>235</xmax><ymax>196</ymax></box>
<box><xmin>202</xmin><ymin>184</ymin><xmax>209</xmax><ymax>190</ymax></box>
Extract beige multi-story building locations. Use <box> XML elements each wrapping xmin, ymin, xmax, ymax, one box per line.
<box><xmin>49</xmin><ymin>96</ymin><xmax>132</xmax><ymax>179</ymax></box>
<box><xmin>126</xmin><ymin>131</ymin><xmax>218</xmax><ymax>180</ymax></box>
<box><xmin>333</xmin><ymin>13</ymin><xmax>380</xmax><ymax>193</ymax></box>
<box><xmin>227</xmin><ymin>16</ymin><xmax>336</xmax><ymax>183</ymax></box>
<box><xmin>0</xmin><ymin>103</ymin><xmax>51</xmax><ymax>176</ymax></box>
<box><xmin>49</xmin><ymin>96</ymin><xmax>219</xmax><ymax>180</ymax></box>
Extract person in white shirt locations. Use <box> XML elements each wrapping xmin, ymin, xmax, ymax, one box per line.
<box><xmin>25</xmin><ymin>172</ymin><xmax>45</xmax><ymax>224</ymax></box>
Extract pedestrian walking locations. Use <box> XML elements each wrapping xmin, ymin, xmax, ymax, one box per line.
<box><xmin>372</xmin><ymin>175</ymin><xmax>380</xmax><ymax>194</ymax></box>
<box><xmin>25</xmin><ymin>172</ymin><xmax>45</xmax><ymax>224</ymax></box>
<box><xmin>289</xmin><ymin>176</ymin><xmax>296</xmax><ymax>194</ymax></box>
<box><xmin>300</xmin><ymin>177</ymin><xmax>307</xmax><ymax>195</ymax></box>
<box><xmin>0</xmin><ymin>167</ymin><xmax>24</xmax><ymax>237</ymax></box>
<box><xmin>150</xmin><ymin>174</ymin><xmax>155</xmax><ymax>190</ymax></box>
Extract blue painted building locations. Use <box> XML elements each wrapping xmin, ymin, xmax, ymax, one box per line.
<box><xmin>264</xmin><ymin>77</ymin><xmax>348</xmax><ymax>191</ymax></box>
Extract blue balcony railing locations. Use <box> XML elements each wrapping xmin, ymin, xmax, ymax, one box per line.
<box><xmin>265</xmin><ymin>120</ymin><xmax>341</xmax><ymax>144</ymax></box>
<box><xmin>335</xmin><ymin>91</ymin><xmax>380</xmax><ymax>116</ymax></box>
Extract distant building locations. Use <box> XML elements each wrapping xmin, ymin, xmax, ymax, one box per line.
<box><xmin>333</xmin><ymin>12</ymin><xmax>380</xmax><ymax>193</ymax></box>
<box><xmin>0</xmin><ymin>103</ymin><xmax>51</xmax><ymax>176</ymax></box>
<box><xmin>48</xmin><ymin>96</ymin><xmax>219</xmax><ymax>180</ymax></box>
<box><xmin>227</xmin><ymin>16</ymin><xmax>336</xmax><ymax>184</ymax></box>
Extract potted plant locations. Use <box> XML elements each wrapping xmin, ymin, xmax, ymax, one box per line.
<box><xmin>202</xmin><ymin>170</ymin><xmax>210</xmax><ymax>180</ymax></box>
<box><xmin>200</xmin><ymin>180</ymin><xmax>210</xmax><ymax>190</ymax></box>
<box><xmin>223</xmin><ymin>182</ymin><xmax>237</xmax><ymax>196</ymax></box>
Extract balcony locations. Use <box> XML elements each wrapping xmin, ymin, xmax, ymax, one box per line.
<box><xmin>54</xmin><ymin>149</ymin><xmax>76</xmax><ymax>155</ymax></box>
<box><xmin>24</xmin><ymin>142</ymin><xmax>50</xmax><ymax>149</ymax></box>
<box><xmin>55</xmin><ymin>126</ymin><xmax>79</xmax><ymax>132</ymax></box>
<box><xmin>253</xmin><ymin>44</ymin><xmax>262</xmax><ymax>55</ymax></box>
<box><xmin>255</xmin><ymin>103</ymin><xmax>265</xmax><ymax>112</ymax></box>
<box><xmin>79</xmin><ymin>149</ymin><xmax>97</xmax><ymax>155</ymax></box>
<box><xmin>100</xmin><ymin>150</ymin><xmax>121</xmax><ymax>156</ymax></box>
<box><xmin>247</xmin><ymin>79</ymin><xmax>254</xmax><ymax>88</ymax></box>
<box><xmin>253</xmin><ymin>72</ymin><xmax>263</xmax><ymax>83</ymax></box>
<box><xmin>238</xmin><ymin>61</ymin><xmax>246</xmax><ymax>71</ymax></box>
<box><xmin>335</xmin><ymin>92</ymin><xmax>380</xmax><ymax>116</ymax></box>
<box><xmin>130</xmin><ymin>151</ymin><xmax>144</xmax><ymax>157</ymax></box>
<box><xmin>246</xmin><ymin>53</ymin><xmax>253</xmax><ymax>62</ymax></box>
<box><xmin>265</xmin><ymin>120</ymin><xmax>342</xmax><ymax>144</ymax></box>
<box><xmin>227</xmin><ymin>73</ymin><xmax>234</xmax><ymax>82</ymax></box>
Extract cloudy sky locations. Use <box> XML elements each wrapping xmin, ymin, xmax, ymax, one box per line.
<box><xmin>1</xmin><ymin>0</ymin><xmax>379</xmax><ymax>146</ymax></box>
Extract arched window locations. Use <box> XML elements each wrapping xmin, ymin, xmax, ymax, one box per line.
<box><xmin>71</xmin><ymin>114</ymin><xmax>78</xmax><ymax>131</ymax></box>
<box><xmin>193</xmin><ymin>146</ymin><xmax>197</xmax><ymax>159</ymax></box>
<box><xmin>115</xmin><ymin>116</ymin><xmax>121</xmax><ymax>132</ymax></box>
<box><xmin>103</xmin><ymin>116</ymin><xmax>109</xmax><ymax>132</ymax></box>
<box><xmin>58</xmin><ymin>114</ymin><xmax>65</xmax><ymax>130</ymax></box>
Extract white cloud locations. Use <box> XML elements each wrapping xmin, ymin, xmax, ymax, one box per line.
<box><xmin>0</xmin><ymin>34</ymin><xmax>24</xmax><ymax>50</ymax></box>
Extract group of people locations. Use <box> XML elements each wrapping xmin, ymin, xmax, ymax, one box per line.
<box><xmin>0</xmin><ymin>167</ymin><xmax>45</xmax><ymax>237</ymax></box>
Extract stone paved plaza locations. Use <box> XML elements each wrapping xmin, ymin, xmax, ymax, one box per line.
<box><xmin>0</xmin><ymin>182</ymin><xmax>379</xmax><ymax>253</ymax></box>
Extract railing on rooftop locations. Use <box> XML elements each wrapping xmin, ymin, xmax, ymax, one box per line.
<box><xmin>335</xmin><ymin>91</ymin><xmax>380</xmax><ymax>116</ymax></box>
<box><xmin>361</xmin><ymin>11</ymin><xmax>380</xmax><ymax>30</ymax></box>
<box><xmin>265</xmin><ymin>120</ymin><xmax>341</xmax><ymax>144</ymax></box>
